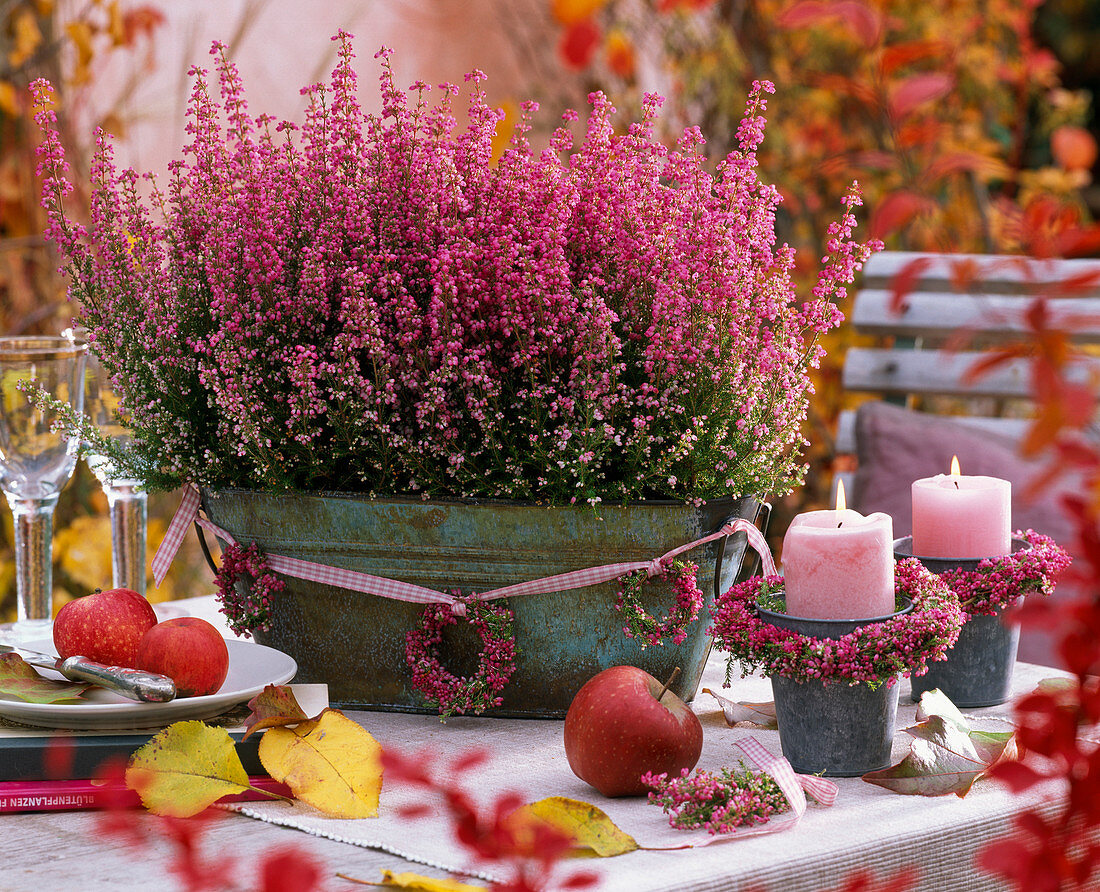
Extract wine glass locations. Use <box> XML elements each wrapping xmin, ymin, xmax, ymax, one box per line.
<box><xmin>0</xmin><ymin>336</ymin><xmax>86</xmax><ymax>642</ymax></box>
<box><xmin>64</xmin><ymin>329</ymin><xmax>148</xmax><ymax>598</ymax></box>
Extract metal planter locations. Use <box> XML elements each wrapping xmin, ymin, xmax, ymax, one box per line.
<box><xmin>759</xmin><ymin>595</ymin><xmax>905</xmax><ymax>776</ymax></box>
<box><xmin>202</xmin><ymin>489</ymin><xmax>768</xmax><ymax>717</ymax></box>
<box><xmin>895</xmin><ymin>537</ymin><xmax>1027</xmax><ymax>708</ymax></box>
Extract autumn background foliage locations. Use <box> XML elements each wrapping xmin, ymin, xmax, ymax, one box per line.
<box><xmin>6</xmin><ymin>1</ymin><xmax>1100</xmax><ymax>890</ymax></box>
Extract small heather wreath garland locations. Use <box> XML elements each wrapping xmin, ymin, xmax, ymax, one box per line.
<box><xmin>214</xmin><ymin>541</ymin><xmax>286</xmax><ymax>638</ymax></box>
<box><xmin>404</xmin><ymin>595</ymin><xmax>518</xmax><ymax>719</ymax></box>
<box><xmin>939</xmin><ymin>529</ymin><xmax>1071</xmax><ymax>617</ymax></box>
<box><xmin>710</xmin><ymin>558</ymin><xmax>964</xmax><ymax>686</ymax></box>
<box><xmin>615</xmin><ymin>559</ymin><xmax>704</xmax><ymax>648</ymax></box>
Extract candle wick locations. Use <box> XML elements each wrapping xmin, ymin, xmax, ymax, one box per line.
<box><xmin>954</xmin><ymin>480</ymin><xmax>959</xmax><ymax>489</ymax></box>
<box><xmin>837</xmin><ymin>521</ymin><xmax>843</xmax><ymax>528</ymax></box>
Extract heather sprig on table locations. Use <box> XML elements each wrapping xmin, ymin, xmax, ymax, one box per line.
<box><xmin>642</xmin><ymin>764</ymin><xmax>790</xmax><ymax>834</ymax></box>
<box><xmin>33</xmin><ymin>32</ymin><xmax>879</xmax><ymax>504</ymax></box>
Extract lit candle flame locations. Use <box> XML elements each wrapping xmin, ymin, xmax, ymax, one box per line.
<box><xmin>835</xmin><ymin>478</ymin><xmax>847</xmax><ymax>512</ymax></box>
<box><xmin>950</xmin><ymin>455</ymin><xmax>961</xmax><ymax>476</ymax></box>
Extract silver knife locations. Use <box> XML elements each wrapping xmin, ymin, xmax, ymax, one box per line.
<box><xmin>0</xmin><ymin>645</ymin><xmax>177</xmax><ymax>703</ymax></box>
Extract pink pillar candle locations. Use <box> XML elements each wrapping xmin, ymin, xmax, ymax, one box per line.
<box><xmin>782</xmin><ymin>509</ymin><xmax>895</xmax><ymax>620</ymax></box>
<box><xmin>911</xmin><ymin>473</ymin><xmax>1011</xmax><ymax>559</ymax></box>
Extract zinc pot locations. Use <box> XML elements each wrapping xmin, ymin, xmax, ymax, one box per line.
<box><xmin>201</xmin><ymin>489</ymin><xmax>768</xmax><ymax>717</ymax></box>
<box><xmin>759</xmin><ymin>596</ymin><xmax>905</xmax><ymax>776</ymax></box>
<box><xmin>895</xmin><ymin>537</ymin><xmax>1028</xmax><ymax>708</ymax></box>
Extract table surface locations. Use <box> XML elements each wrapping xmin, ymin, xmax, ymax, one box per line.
<box><xmin>1</xmin><ymin>597</ymin><xmax>1070</xmax><ymax>892</ymax></box>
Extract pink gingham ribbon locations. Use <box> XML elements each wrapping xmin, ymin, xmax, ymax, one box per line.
<box><xmin>152</xmin><ymin>484</ymin><xmax>776</xmax><ymax>606</ymax></box>
<box><xmin>688</xmin><ymin>736</ymin><xmax>838</xmax><ymax>842</ymax></box>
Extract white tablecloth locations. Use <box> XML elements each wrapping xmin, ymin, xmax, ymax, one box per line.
<box><xmin>4</xmin><ymin>596</ymin><xmax>1070</xmax><ymax>892</ymax></box>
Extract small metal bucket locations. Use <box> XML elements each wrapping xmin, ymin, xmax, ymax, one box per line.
<box><xmin>895</xmin><ymin>537</ymin><xmax>1027</xmax><ymax>708</ymax></box>
<box><xmin>758</xmin><ymin>595</ymin><xmax>905</xmax><ymax>776</ymax></box>
<box><xmin>200</xmin><ymin>489</ymin><xmax>769</xmax><ymax>717</ymax></box>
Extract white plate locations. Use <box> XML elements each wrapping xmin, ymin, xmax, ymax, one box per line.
<box><xmin>0</xmin><ymin>639</ymin><xmax>297</xmax><ymax>730</ymax></box>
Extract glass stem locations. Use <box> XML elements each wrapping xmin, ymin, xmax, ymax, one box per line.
<box><xmin>7</xmin><ymin>492</ymin><xmax>60</xmax><ymax>630</ymax></box>
<box><xmin>105</xmin><ymin>482</ymin><xmax>147</xmax><ymax>597</ymax></box>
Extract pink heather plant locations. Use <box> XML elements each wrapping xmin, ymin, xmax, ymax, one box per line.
<box><xmin>33</xmin><ymin>33</ymin><xmax>879</xmax><ymax>504</ymax></box>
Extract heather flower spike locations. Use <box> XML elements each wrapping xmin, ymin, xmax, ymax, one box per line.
<box><xmin>34</xmin><ymin>36</ymin><xmax>881</xmax><ymax>503</ymax></box>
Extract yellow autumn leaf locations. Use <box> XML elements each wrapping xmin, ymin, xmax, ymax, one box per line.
<box><xmin>127</xmin><ymin>721</ymin><xmax>283</xmax><ymax>817</ymax></box>
<box><xmin>375</xmin><ymin>869</ymin><xmax>487</xmax><ymax>891</ymax></box>
<box><xmin>259</xmin><ymin>708</ymin><xmax>382</xmax><ymax>818</ymax></box>
<box><xmin>9</xmin><ymin>8</ymin><xmax>42</xmax><ymax>69</ymax></box>
<box><xmin>65</xmin><ymin>20</ymin><xmax>95</xmax><ymax>84</ymax></box>
<box><xmin>54</xmin><ymin>514</ymin><xmax>113</xmax><ymax>592</ymax></box>
<box><xmin>0</xmin><ymin>82</ymin><xmax>18</xmax><ymax>117</ymax></box>
<box><xmin>508</xmin><ymin>796</ymin><xmax>638</xmax><ymax>858</ymax></box>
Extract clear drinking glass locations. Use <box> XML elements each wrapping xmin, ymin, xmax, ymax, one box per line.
<box><xmin>0</xmin><ymin>337</ymin><xmax>87</xmax><ymax>642</ymax></box>
<box><xmin>65</xmin><ymin>330</ymin><xmax>147</xmax><ymax>597</ymax></box>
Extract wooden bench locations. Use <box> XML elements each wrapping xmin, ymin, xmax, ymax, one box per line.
<box><xmin>835</xmin><ymin>250</ymin><xmax>1100</xmax><ymax>500</ymax></box>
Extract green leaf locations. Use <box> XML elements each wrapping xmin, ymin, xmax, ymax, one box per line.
<box><xmin>0</xmin><ymin>653</ymin><xmax>91</xmax><ymax>703</ymax></box>
<box><xmin>507</xmin><ymin>796</ymin><xmax>639</xmax><ymax>857</ymax></box>
<box><xmin>863</xmin><ymin>689</ymin><xmax>1017</xmax><ymax>797</ymax></box>
<box><xmin>242</xmin><ymin>684</ymin><xmax>309</xmax><ymax>740</ymax></box>
<box><xmin>127</xmin><ymin>720</ymin><xmax>284</xmax><ymax>817</ymax></box>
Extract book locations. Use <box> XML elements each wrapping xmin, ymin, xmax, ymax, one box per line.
<box><xmin>0</xmin><ymin>684</ymin><xmax>328</xmax><ymax>783</ymax></box>
<box><xmin>0</xmin><ymin>775</ymin><xmax>293</xmax><ymax>814</ymax></box>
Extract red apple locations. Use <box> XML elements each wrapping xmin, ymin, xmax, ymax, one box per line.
<box><xmin>53</xmin><ymin>587</ymin><xmax>158</xmax><ymax>669</ymax></box>
<box><xmin>563</xmin><ymin>665</ymin><xmax>703</xmax><ymax>797</ymax></box>
<box><xmin>136</xmin><ymin>617</ymin><xmax>230</xmax><ymax>697</ymax></box>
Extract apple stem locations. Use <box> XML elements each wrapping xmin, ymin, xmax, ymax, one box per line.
<box><xmin>656</xmin><ymin>667</ymin><xmax>681</xmax><ymax>703</ymax></box>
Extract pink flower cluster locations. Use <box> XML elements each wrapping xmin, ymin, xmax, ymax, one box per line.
<box><xmin>641</xmin><ymin>765</ymin><xmax>789</xmax><ymax>834</ymax></box>
<box><xmin>941</xmin><ymin>530</ymin><xmax>1071</xmax><ymax>616</ymax></box>
<box><xmin>710</xmin><ymin>560</ymin><xmax>964</xmax><ymax>685</ymax></box>
<box><xmin>404</xmin><ymin>595</ymin><xmax>517</xmax><ymax>718</ymax></box>
<box><xmin>33</xmin><ymin>35</ymin><xmax>879</xmax><ymax>503</ymax></box>
<box><xmin>214</xmin><ymin>541</ymin><xmax>285</xmax><ymax>637</ymax></box>
<box><xmin>615</xmin><ymin>558</ymin><xmax>703</xmax><ymax>647</ymax></box>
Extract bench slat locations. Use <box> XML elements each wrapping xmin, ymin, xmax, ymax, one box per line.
<box><xmin>851</xmin><ymin>290</ymin><xmax>1100</xmax><ymax>342</ymax></box>
<box><xmin>842</xmin><ymin>348</ymin><xmax>1032</xmax><ymax>398</ymax></box>
<box><xmin>861</xmin><ymin>251</ymin><xmax>1100</xmax><ymax>295</ymax></box>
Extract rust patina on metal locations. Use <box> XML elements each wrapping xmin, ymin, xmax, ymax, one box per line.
<box><xmin>201</xmin><ymin>490</ymin><xmax>769</xmax><ymax>717</ymax></box>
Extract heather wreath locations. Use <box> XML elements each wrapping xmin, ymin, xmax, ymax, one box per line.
<box><xmin>33</xmin><ymin>32</ymin><xmax>878</xmax><ymax>505</ymax></box>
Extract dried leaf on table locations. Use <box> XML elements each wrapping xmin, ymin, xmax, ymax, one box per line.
<box><xmin>242</xmin><ymin>683</ymin><xmax>309</xmax><ymax>740</ymax></box>
<box><xmin>259</xmin><ymin>708</ymin><xmax>382</xmax><ymax>818</ymax></box>
<box><xmin>0</xmin><ymin>652</ymin><xmax>92</xmax><ymax>703</ymax></box>
<box><xmin>702</xmin><ymin>687</ymin><xmax>778</xmax><ymax>728</ymax></box>
<box><xmin>507</xmin><ymin>796</ymin><xmax>638</xmax><ymax>857</ymax></box>
<box><xmin>863</xmin><ymin>689</ymin><xmax>1017</xmax><ymax>797</ymax></box>
<box><xmin>342</xmin><ymin>868</ymin><xmax>486</xmax><ymax>891</ymax></box>
<box><xmin>127</xmin><ymin>721</ymin><xmax>286</xmax><ymax>817</ymax></box>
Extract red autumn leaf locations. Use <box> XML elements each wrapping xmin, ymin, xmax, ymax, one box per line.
<box><xmin>558</xmin><ymin>19</ymin><xmax>601</xmax><ymax>69</ymax></box>
<box><xmin>880</xmin><ymin>39</ymin><xmax>949</xmax><ymax>76</ymax></box>
<box><xmin>777</xmin><ymin>0</ymin><xmax>883</xmax><ymax>47</ymax></box>
<box><xmin>887</xmin><ymin>255</ymin><xmax>934</xmax><ymax>311</ymax></box>
<box><xmin>925</xmin><ymin>152</ymin><xmax>1010</xmax><ymax>182</ymax></box>
<box><xmin>851</xmin><ymin>150</ymin><xmax>899</xmax><ymax>171</ymax></box>
<box><xmin>550</xmin><ymin>0</ymin><xmax>606</xmax><ymax>26</ymax></box>
<box><xmin>896</xmin><ymin>118</ymin><xmax>945</xmax><ymax>149</ymax></box>
<box><xmin>1046</xmin><ymin>269</ymin><xmax>1100</xmax><ymax>297</ymax></box>
<box><xmin>605</xmin><ymin>31</ymin><xmax>635</xmax><ymax>79</ymax></box>
<box><xmin>986</xmin><ymin>759</ymin><xmax>1047</xmax><ymax>794</ymax></box>
<box><xmin>869</xmin><ymin>190</ymin><xmax>934</xmax><ymax>240</ymax></box>
<box><xmin>1051</xmin><ymin>124</ymin><xmax>1098</xmax><ymax>172</ymax></box>
<box><xmin>260</xmin><ymin>846</ymin><xmax>324</xmax><ymax>892</ymax></box>
<box><xmin>888</xmin><ymin>72</ymin><xmax>954</xmax><ymax>121</ymax></box>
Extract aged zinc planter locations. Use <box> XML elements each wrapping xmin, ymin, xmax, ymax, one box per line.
<box><xmin>202</xmin><ymin>489</ymin><xmax>769</xmax><ymax>717</ymax></box>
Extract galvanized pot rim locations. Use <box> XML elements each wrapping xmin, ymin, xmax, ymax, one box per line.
<box><xmin>202</xmin><ymin>486</ymin><xmax>763</xmax><ymax>511</ymax></box>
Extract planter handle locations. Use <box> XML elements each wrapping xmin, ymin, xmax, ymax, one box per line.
<box><xmin>196</xmin><ymin>521</ymin><xmax>219</xmax><ymax>576</ymax></box>
<box><xmin>712</xmin><ymin>501</ymin><xmax>772</xmax><ymax>600</ymax></box>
